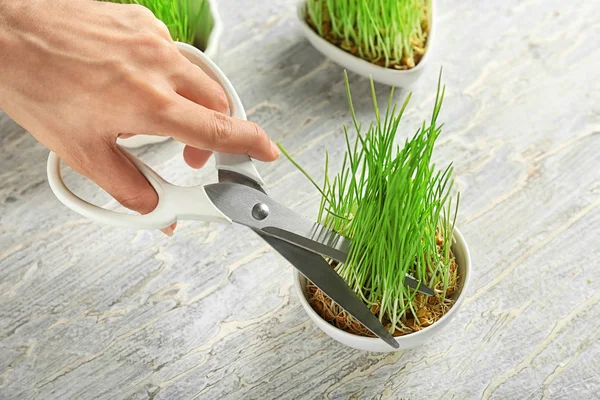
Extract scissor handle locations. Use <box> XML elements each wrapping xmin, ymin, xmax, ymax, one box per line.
<box><xmin>46</xmin><ymin>42</ymin><xmax>263</xmax><ymax>230</ymax></box>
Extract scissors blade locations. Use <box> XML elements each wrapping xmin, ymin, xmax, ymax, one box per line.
<box><xmin>204</xmin><ymin>182</ymin><xmax>351</xmax><ymax>263</ymax></box>
<box><xmin>206</xmin><ymin>178</ymin><xmax>435</xmax><ymax>297</ymax></box>
<box><xmin>254</xmin><ymin>230</ymin><xmax>398</xmax><ymax>349</ymax></box>
<box><xmin>405</xmin><ymin>274</ymin><xmax>435</xmax><ymax>296</ymax></box>
<box><xmin>269</xmin><ymin>228</ymin><xmax>434</xmax><ymax>296</ymax></box>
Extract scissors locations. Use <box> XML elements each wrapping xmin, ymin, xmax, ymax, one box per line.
<box><xmin>46</xmin><ymin>42</ymin><xmax>433</xmax><ymax>349</ymax></box>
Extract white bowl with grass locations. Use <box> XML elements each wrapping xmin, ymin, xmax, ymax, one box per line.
<box><xmin>118</xmin><ymin>0</ymin><xmax>223</xmax><ymax>149</ymax></box>
<box><xmin>294</xmin><ymin>226</ymin><xmax>471</xmax><ymax>352</ymax></box>
<box><xmin>296</xmin><ymin>0</ymin><xmax>435</xmax><ymax>87</ymax></box>
<box><xmin>191</xmin><ymin>0</ymin><xmax>222</xmax><ymax>60</ymax></box>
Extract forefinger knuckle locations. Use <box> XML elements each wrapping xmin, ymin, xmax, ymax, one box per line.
<box><xmin>153</xmin><ymin>19</ymin><xmax>172</xmax><ymax>40</ymax></box>
<box><xmin>128</xmin><ymin>4</ymin><xmax>155</xmax><ymax>20</ymax></box>
<box><xmin>135</xmin><ymin>32</ymin><xmax>173</xmax><ymax>57</ymax></box>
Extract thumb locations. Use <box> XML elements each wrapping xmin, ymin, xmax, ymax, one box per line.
<box><xmin>64</xmin><ymin>140</ymin><xmax>176</xmax><ymax>236</ymax></box>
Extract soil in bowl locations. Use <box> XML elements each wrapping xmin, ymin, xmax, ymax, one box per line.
<box><xmin>307</xmin><ymin>232</ymin><xmax>460</xmax><ymax>337</ymax></box>
<box><xmin>305</xmin><ymin>1</ymin><xmax>430</xmax><ymax>70</ymax></box>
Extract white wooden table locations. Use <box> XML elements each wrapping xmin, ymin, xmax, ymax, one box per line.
<box><xmin>1</xmin><ymin>0</ymin><xmax>599</xmax><ymax>398</ymax></box>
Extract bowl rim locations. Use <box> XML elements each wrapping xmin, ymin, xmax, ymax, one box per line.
<box><xmin>295</xmin><ymin>0</ymin><xmax>436</xmax><ymax>75</ymax></box>
<box><xmin>293</xmin><ymin>225</ymin><xmax>472</xmax><ymax>344</ymax></box>
<box><xmin>203</xmin><ymin>0</ymin><xmax>223</xmax><ymax>57</ymax></box>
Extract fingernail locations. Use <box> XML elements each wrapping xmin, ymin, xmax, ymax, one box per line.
<box><xmin>271</xmin><ymin>141</ymin><xmax>280</xmax><ymax>159</ymax></box>
<box><xmin>161</xmin><ymin>222</ymin><xmax>177</xmax><ymax>237</ymax></box>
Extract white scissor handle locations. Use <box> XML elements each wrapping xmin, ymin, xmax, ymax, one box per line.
<box><xmin>47</xmin><ymin>42</ymin><xmax>263</xmax><ymax>230</ymax></box>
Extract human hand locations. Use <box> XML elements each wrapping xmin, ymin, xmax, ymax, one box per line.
<box><xmin>0</xmin><ymin>0</ymin><xmax>279</xmax><ymax>235</ymax></box>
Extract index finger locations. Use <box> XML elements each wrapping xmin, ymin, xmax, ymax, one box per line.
<box><xmin>160</xmin><ymin>96</ymin><xmax>280</xmax><ymax>162</ymax></box>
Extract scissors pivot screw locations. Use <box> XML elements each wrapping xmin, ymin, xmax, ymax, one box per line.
<box><xmin>251</xmin><ymin>203</ymin><xmax>270</xmax><ymax>220</ymax></box>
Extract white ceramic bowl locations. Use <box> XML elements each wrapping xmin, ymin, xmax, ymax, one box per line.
<box><xmin>192</xmin><ymin>0</ymin><xmax>222</xmax><ymax>61</ymax></box>
<box><xmin>294</xmin><ymin>226</ymin><xmax>471</xmax><ymax>352</ymax></box>
<box><xmin>118</xmin><ymin>0</ymin><xmax>223</xmax><ymax>149</ymax></box>
<box><xmin>296</xmin><ymin>0</ymin><xmax>435</xmax><ymax>87</ymax></box>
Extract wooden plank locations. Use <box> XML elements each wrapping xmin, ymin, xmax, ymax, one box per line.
<box><xmin>1</xmin><ymin>0</ymin><xmax>599</xmax><ymax>398</ymax></box>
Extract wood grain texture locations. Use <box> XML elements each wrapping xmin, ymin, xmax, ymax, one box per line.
<box><xmin>1</xmin><ymin>0</ymin><xmax>599</xmax><ymax>398</ymax></box>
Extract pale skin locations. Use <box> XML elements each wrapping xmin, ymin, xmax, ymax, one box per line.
<box><xmin>0</xmin><ymin>0</ymin><xmax>279</xmax><ymax>235</ymax></box>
